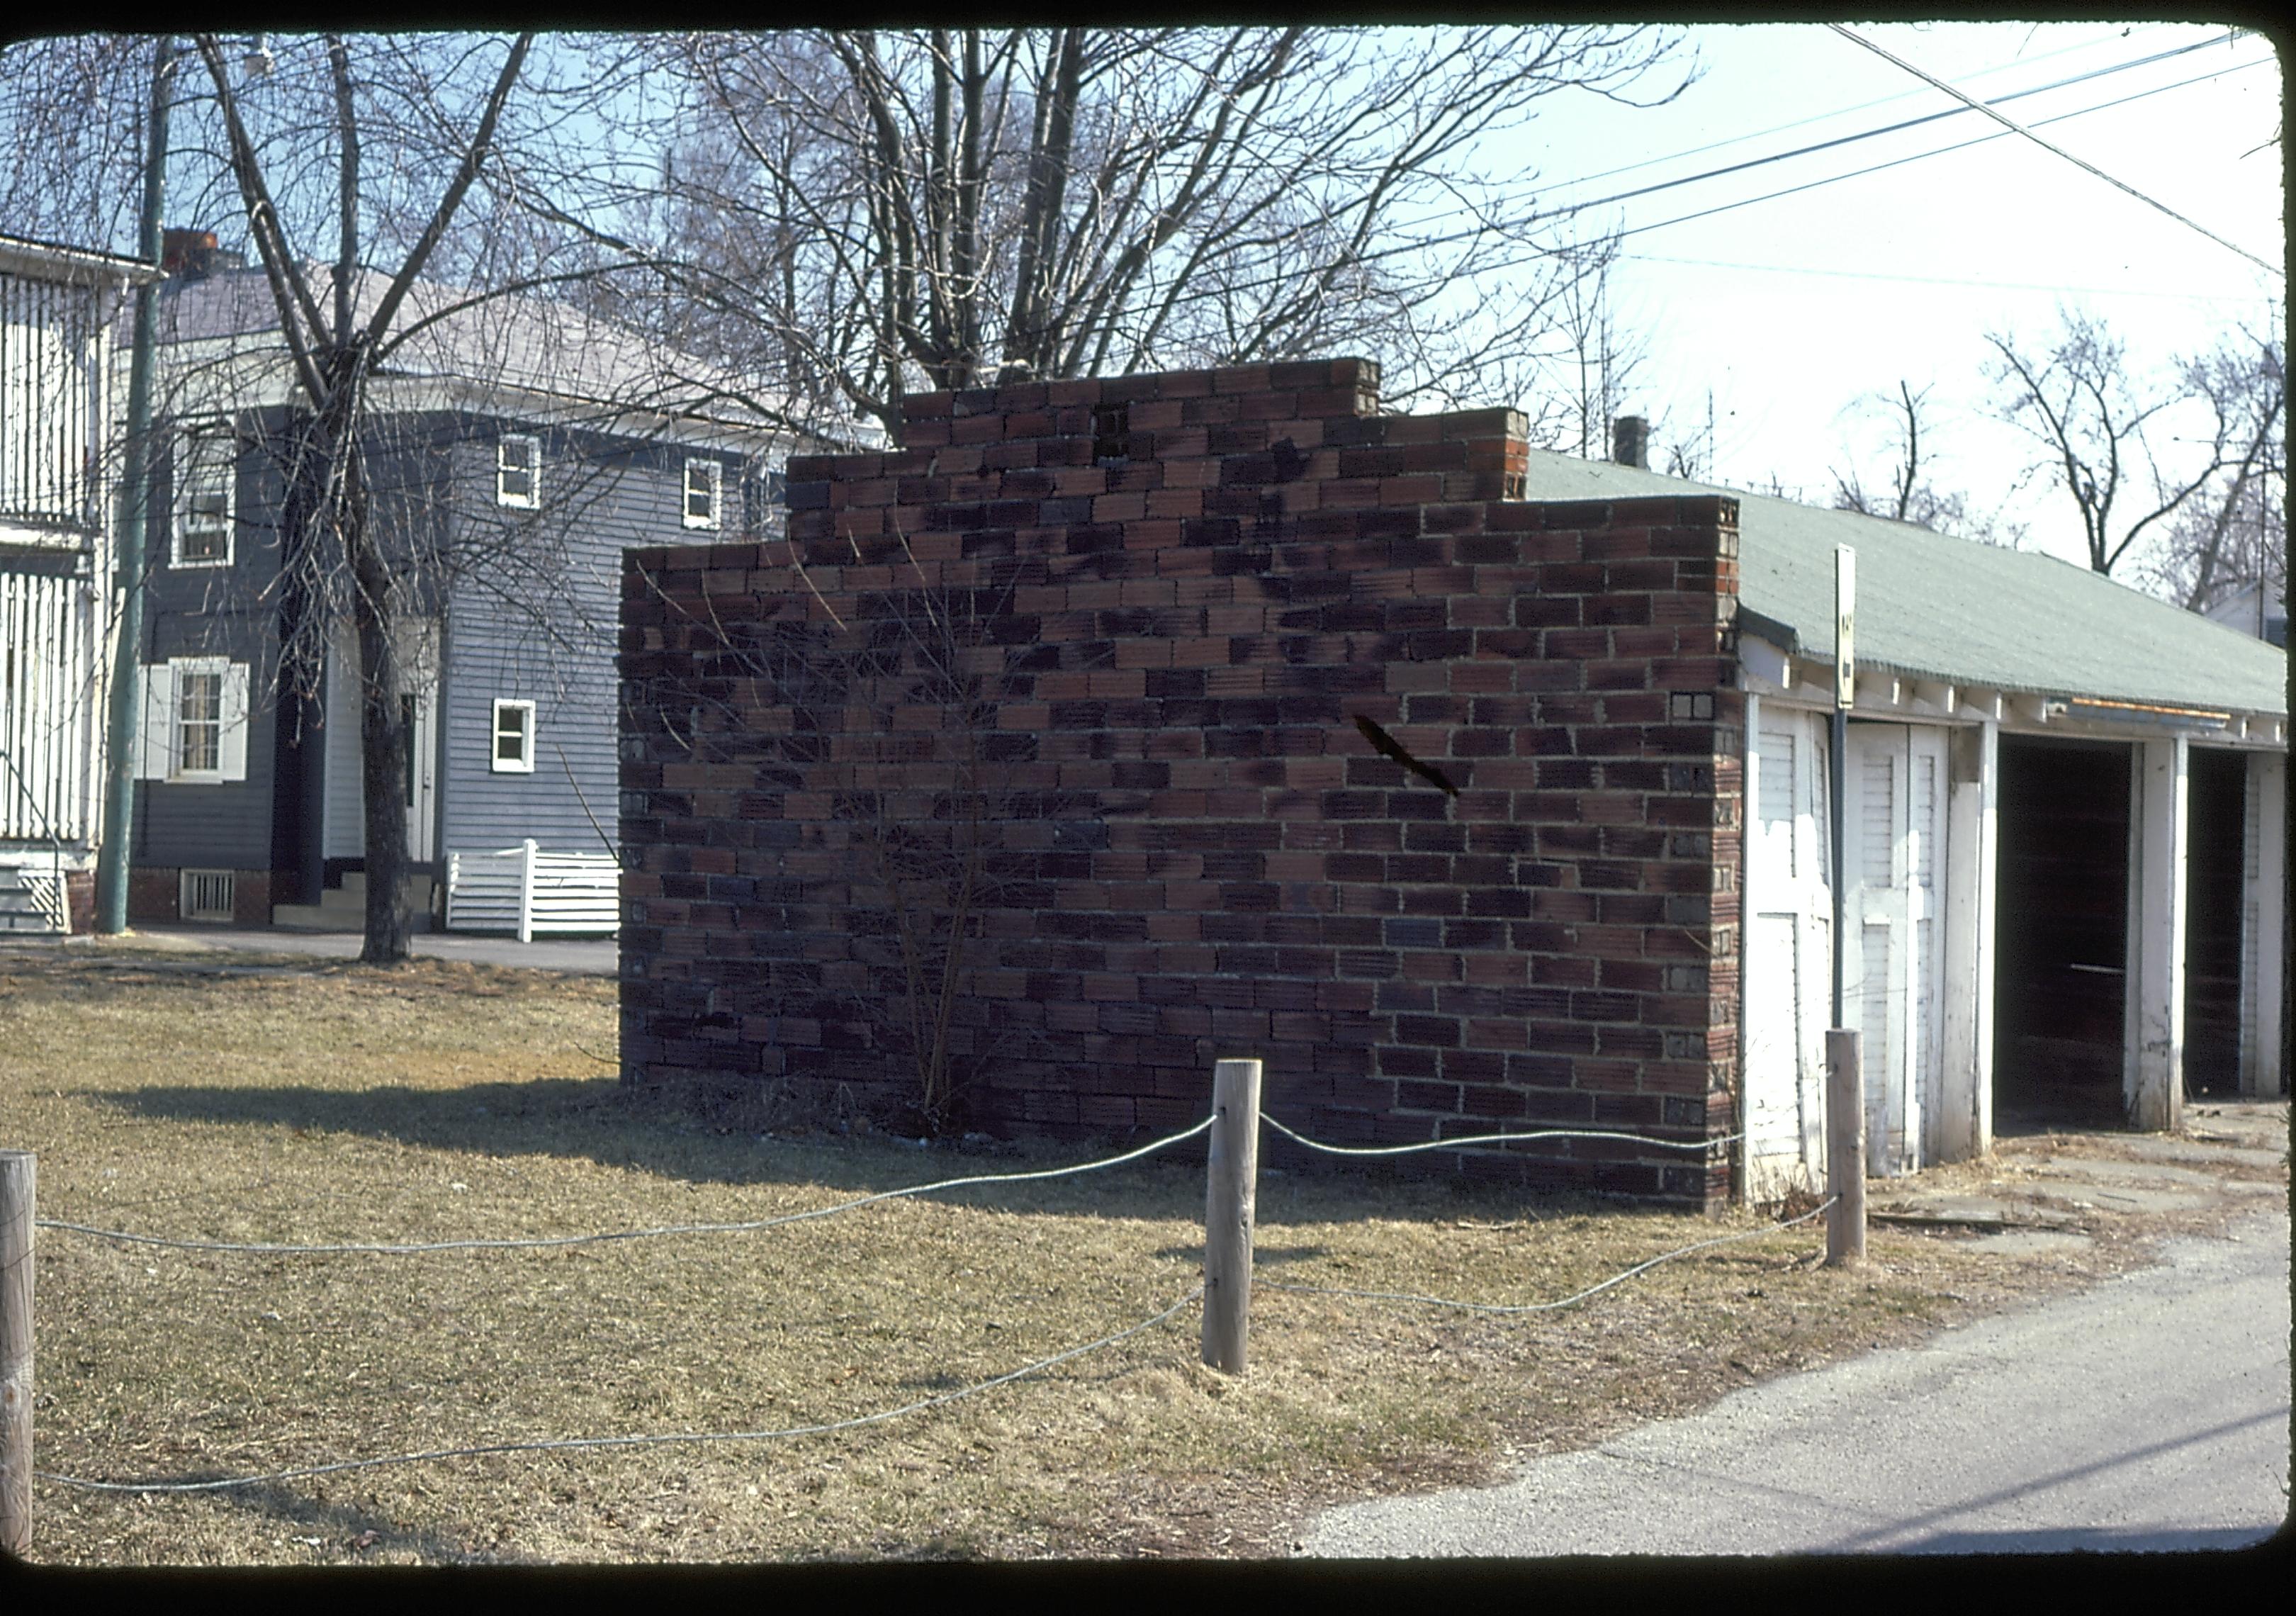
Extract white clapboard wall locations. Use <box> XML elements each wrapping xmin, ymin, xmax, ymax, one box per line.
<box><xmin>445</xmin><ymin>839</ymin><xmax>619</xmax><ymax>941</ymax></box>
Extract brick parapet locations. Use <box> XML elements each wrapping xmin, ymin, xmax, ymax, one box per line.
<box><xmin>620</xmin><ymin>358</ymin><xmax>1741</xmax><ymax>1209</ymax></box>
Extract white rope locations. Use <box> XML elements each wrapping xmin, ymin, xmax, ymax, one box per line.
<box><xmin>1265</xmin><ymin>1198</ymin><xmax>1836</xmax><ymax>1315</ymax></box>
<box><xmin>1261</xmin><ymin>1113</ymin><xmax>1741</xmax><ymax>1159</ymax></box>
<box><xmin>37</xmin><ymin>1115</ymin><xmax>1215</xmax><ymax>1256</ymax></box>
<box><xmin>38</xmin><ymin>1285</ymin><xmax>1205</xmax><ymax>1494</ymax></box>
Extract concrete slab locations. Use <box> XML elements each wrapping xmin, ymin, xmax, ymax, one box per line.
<box><xmin>2017</xmin><ymin>1179</ymin><xmax>2214</xmax><ymax>1215</ymax></box>
<box><xmin>1960</xmin><ymin>1230</ymin><xmax>2094</xmax><ymax>1257</ymax></box>
<box><xmin>2025</xmin><ymin>1156</ymin><xmax>2226</xmax><ymax>1190</ymax></box>
<box><xmin>2113</xmin><ymin>1133</ymin><xmax>2287</xmax><ymax>1171</ymax></box>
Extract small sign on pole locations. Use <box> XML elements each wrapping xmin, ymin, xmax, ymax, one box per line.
<box><xmin>1833</xmin><ymin>544</ymin><xmax>1857</xmax><ymax>711</ymax></box>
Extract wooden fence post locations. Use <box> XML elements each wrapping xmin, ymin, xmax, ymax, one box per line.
<box><xmin>1200</xmin><ymin>1058</ymin><xmax>1262</xmax><ymax>1376</ymax></box>
<box><xmin>1825</xmin><ymin>1031</ymin><xmax>1865</xmax><ymax>1268</ymax></box>
<box><xmin>1</xmin><ymin>1150</ymin><xmax>33</xmax><ymax>1555</ymax></box>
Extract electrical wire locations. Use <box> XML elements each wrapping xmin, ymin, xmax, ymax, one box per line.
<box><xmin>1826</xmin><ymin>23</ymin><xmax>2281</xmax><ymax>279</ymax></box>
<box><xmin>1544</xmin><ymin>26</ymin><xmax>2236</xmax><ymax>196</ymax></box>
<box><xmin>1601</xmin><ymin>55</ymin><xmax>2278</xmax><ymax>250</ymax></box>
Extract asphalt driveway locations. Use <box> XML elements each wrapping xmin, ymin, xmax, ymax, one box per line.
<box><xmin>1302</xmin><ymin>1203</ymin><xmax>2290</xmax><ymax>1556</ymax></box>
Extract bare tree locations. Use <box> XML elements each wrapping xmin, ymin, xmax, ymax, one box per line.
<box><xmin>1550</xmin><ymin>232</ymin><xmax>1650</xmax><ymax>461</ymax></box>
<box><xmin>1986</xmin><ymin>308</ymin><xmax>2235</xmax><ymax>578</ymax></box>
<box><xmin>1831</xmin><ymin>378</ymin><xmax>2017</xmax><ymax>543</ymax></box>
<box><xmin>2135</xmin><ymin>322</ymin><xmax>2285</xmax><ymax>615</ymax></box>
<box><xmin>0</xmin><ymin>35</ymin><xmax>152</xmax><ymax>251</ymax></box>
<box><xmin>186</xmin><ymin>32</ymin><xmax>536</xmax><ymax>962</ymax></box>
<box><xmin>549</xmin><ymin>27</ymin><xmax>1689</xmax><ymax>444</ymax></box>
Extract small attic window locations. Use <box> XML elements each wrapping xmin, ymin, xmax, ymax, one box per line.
<box><xmin>497</xmin><ymin>434</ymin><xmax>540</xmax><ymax>508</ymax></box>
<box><xmin>683</xmin><ymin>457</ymin><xmax>723</xmax><ymax>529</ymax></box>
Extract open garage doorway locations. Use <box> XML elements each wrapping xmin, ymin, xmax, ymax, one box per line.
<box><xmin>1994</xmin><ymin>736</ymin><xmax>2132</xmax><ymax>1130</ymax></box>
<box><xmin>2183</xmin><ymin>748</ymin><xmax>2249</xmax><ymax>1099</ymax></box>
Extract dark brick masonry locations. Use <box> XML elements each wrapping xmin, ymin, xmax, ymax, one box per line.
<box><xmin>618</xmin><ymin>358</ymin><xmax>1743</xmax><ymax>1208</ymax></box>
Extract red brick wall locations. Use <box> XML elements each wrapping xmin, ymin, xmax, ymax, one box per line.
<box><xmin>619</xmin><ymin>359</ymin><xmax>1743</xmax><ymax>1208</ymax></box>
<box><xmin>124</xmin><ymin>867</ymin><xmax>272</xmax><ymax>926</ymax></box>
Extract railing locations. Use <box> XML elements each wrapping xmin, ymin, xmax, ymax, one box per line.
<box><xmin>0</xmin><ymin>744</ymin><xmax>69</xmax><ymax>935</ymax></box>
<box><xmin>444</xmin><ymin>838</ymin><xmax>619</xmax><ymax>941</ymax></box>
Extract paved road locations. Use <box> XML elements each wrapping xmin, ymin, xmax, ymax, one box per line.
<box><xmin>1303</xmin><ymin>1208</ymin><xmax>2290</xmax><ymax>1556</ymax></box>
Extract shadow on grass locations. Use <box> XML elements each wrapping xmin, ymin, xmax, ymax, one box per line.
<box><xmin>82</xmin><ymin>1078</ymin><xmax>1601</xmax><ymax>1230</ymax></box>
<box><xmin>216</xmin><ymin>1479</ymin><xmax>506</xmax><ymax>1566</ymax></box>
<box><xmin>86</xmin><ymin>1077</ymin><xmax>1217</xmax><ymax>1215</ymax></box>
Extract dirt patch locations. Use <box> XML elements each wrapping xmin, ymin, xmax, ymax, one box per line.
<box><xmin>2</xmin><ymin>941</ymin><xmax>2284</xmax><ymax>1563</ymax></box>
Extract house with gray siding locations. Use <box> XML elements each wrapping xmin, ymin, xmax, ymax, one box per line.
<box><xmin>123</xmin><ymin>232</ymin><xmax>827</xmax><ymax>933</ymax></box>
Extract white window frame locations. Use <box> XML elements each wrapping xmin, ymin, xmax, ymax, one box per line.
<box><xmin>683</xmin><ymin>456</ymin><xmax>724</xmax><ymax>530</ymax></box>
<box><xmin>173</xmin><ymin>424</ymin><xmax>236</xmax><ymax>568</ymax></box>
<box><xmin>497</xmin><ymin>434</ymin><xmax>541</xmax><ymax>509</ymax></box>
<box><xmin>138</xmin><ymin>656</ymin><xmax>249</xmax><ymax>783</ymax></box>
<box><xmin>490</xmin><ymin>697</ymin><xmax>536</xmax><ymax>773</ymax></box>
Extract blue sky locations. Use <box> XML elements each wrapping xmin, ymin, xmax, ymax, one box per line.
<box><xmin>1488</xmin><ymin>19</ymin><xmax>2282</xmax><ymax>571</ymax></box>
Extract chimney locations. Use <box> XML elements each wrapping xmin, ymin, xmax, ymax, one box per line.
<box><xmin>162</xmin><ymin>228</ymin><xmax>217</xmax><ymax>279</ymax></box>
<box><xmin>1611</xmin><ymin>415</ymin><xmax>1649</xmax><ymax>471</ymax></box>
<box><xmin>159</xmin><ymin>228</ymin><xmax>244</xmax><ymax>280</ymax></box>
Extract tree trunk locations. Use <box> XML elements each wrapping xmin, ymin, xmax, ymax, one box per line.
<box><xmin>342</xmin><ymin>452</ymin><xmax>412</xmax><ymax>965</ymax></box>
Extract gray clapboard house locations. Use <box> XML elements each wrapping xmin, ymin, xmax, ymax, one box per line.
<box><xmin>0</xmin><ymin>232</ymin><xmax>158</xmax><ymax>934</ymax></box>
<box><xmin>123</xmin><ymin>233</ymin><xmax>822</xmax><ymax>935</ymax></box>
<box><xmin>1530</xmin><ymin>427</ymin><xmax>2287</xmax><ymax>1189</ymax></box>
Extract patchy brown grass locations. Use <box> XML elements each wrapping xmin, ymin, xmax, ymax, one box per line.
<box><xmin>1</xmin><ymin>940</ymin><xmax>2282</xmax><ymax>1564</ymax></box>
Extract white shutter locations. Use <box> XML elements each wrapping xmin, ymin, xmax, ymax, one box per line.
<box><xmin>137</xmin><ymin>664</ymin><xmax>176</xmax><ymax>780</ymax></box>
<box><xmin>218</xmin><ymin>662</ymin><xmax>251</xmax><ymax>782</ymax></box>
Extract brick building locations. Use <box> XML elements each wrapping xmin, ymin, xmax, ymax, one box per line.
<box><xmin>617</xmin><ymin>354</ymin><xmax>2287</xmax><ymax>1212</ymax></box>
<box><xmin>617</xmin><ymin>358</ymin><xmax>1744</xmax><ymax>1208</ymax></box>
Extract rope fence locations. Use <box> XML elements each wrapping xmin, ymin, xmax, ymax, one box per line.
<box><xmin>33</xmin><ymin>1114</ymin><xmax>1216</xmax><ymax>1257</ymax></box>
<box><xmin>38</xmin><ymin>1286</ymin><xmax>1208</xmax><ymax>1496</ymax></box>
<box><xmin>1265</xmin><ymin>1196</ymin><xmax>1838</xmax><ymax>1317</ymax></box>
<box><xmin>38</xmin><ymin>1113</ymin><xmax>1735</xmax><ymax>1259</ymax></box>
<box><xmin>4</xmin><ymin>1050</ymin><xmax>1867</xmax><ymax>1534</ymax></box>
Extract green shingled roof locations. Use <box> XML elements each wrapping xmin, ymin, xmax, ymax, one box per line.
<box><xmin>1513</xmin><ymin>447</ymin><xmax>2288</xmax><ymax>719</ymax></box>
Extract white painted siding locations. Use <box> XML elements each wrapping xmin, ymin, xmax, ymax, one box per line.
<box><xmin>0</xmin><ymin>565</ymin><xmax>94</xmax><ymax>840</ymax></box>
<box><xmin>0</xmin><ymin>269</ymin><xmax>101</xmax><ymax>532</ymax></box>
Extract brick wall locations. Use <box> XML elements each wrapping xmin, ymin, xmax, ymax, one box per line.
<box><xmin>619</xmin><ymin>358</ymin><xmax>1743</xmax><ymax>1208</ymax></box>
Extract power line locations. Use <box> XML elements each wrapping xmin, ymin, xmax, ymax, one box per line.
<box><xmin>1110</xmin><ymin>47</ymin><xmax>2273</xmax><ymax>331</ymax></box>
<box><xmin>1526</xmin><ymin>28</ymin><xmax>2251</xmax><ymax>234</ymax></box>
<box><xmin>1619</xmin><ymin>252</ymin><xmax>2278</xmax><ymax>304</ymax></box>
<box><xmin>1826</xmin><ymin>23</ymin><xmax>2283</xmax><ymax>280</ymax></box>
<box><xmin>1545</xmin><ymin>25</ymin><xmax>2190</xmax><ymax>195</ymax></box>
<box><xmin>1604</xmin><ymin>55</ymin><xmax>2278</xmax><ymax>251</ymax></box>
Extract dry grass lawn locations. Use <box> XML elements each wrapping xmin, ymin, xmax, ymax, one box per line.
<box><xmin>0</xmin><ymin>940</ymin><xmax>2275</xmax><ymax>1564</ymax></box>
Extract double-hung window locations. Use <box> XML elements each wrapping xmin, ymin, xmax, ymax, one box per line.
<box><xmin>491</xmin><ymin>698</ymin><xmax>536</xmax><ymax>773</ymax></box>
<box><xmin>137</xmin><ymin>656</ymin><xmax>249</xmax><ymax>782</ymax></box>
<box><xmin>174</xmin><ymin>426</ymin><xmax>235</xmax><ymax>566</ymax></box>
<box><xmin>683</xmin><ymin>457</ymin><xmax>723</xmax><ymax>529</ymax></box>
<box><xmin>497</xmin><ymin>434</ymin><xmax>540</xmax><ymax>508</ymax></box>
<box><xmin>176</xmin><ymin>666</ymin><xmax>223</xmax><ymax>773</ymax></box>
